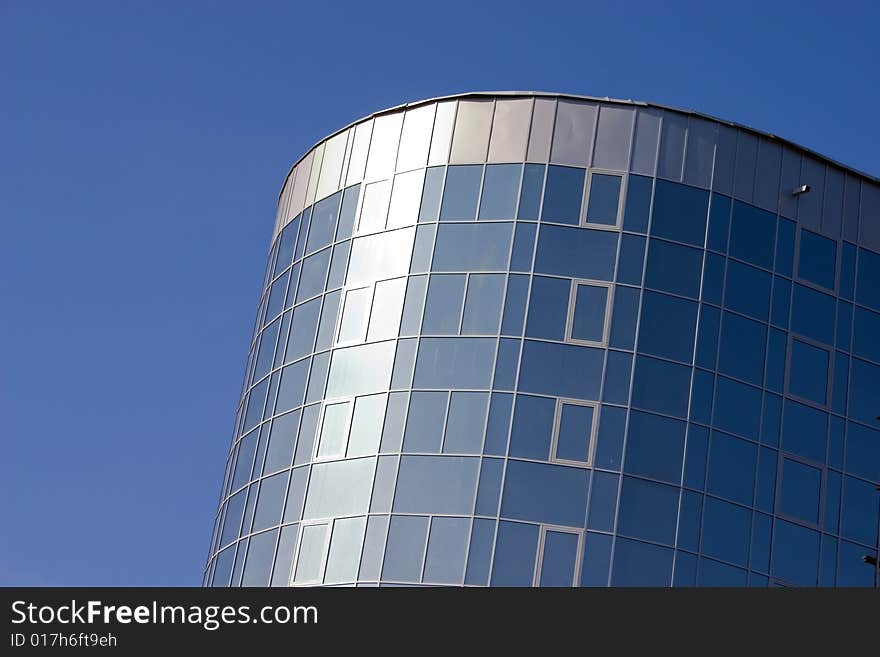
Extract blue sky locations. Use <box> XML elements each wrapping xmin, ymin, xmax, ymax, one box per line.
<box><xmin>1</xmin><ymin>1</ymin><xmax>877</xmax><ymax>586</ymax></box>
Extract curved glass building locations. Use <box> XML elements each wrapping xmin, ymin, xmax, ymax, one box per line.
<box><xmin>205</xmin><ymin>92</ymin><xmax>880</xmax><ymax>587</ymax></box>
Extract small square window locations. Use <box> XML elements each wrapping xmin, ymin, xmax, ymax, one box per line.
<box><xmin>585</xmin><ymin>173</ymin><xmax>622</xmax><ymax>226</ymax></box>
<box><xmin>567</xmin><ymin>280</ymin><xmax>611</xmax><ymax>345</ymax></box>
<box><xmin>552</xmin><ymin>399</ymin><xmax>598</xmax><ymax>465</ymax></box>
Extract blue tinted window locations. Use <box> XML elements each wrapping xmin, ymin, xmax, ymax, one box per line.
<box><xmin>651</xmin><ymin>180</ymin><xmax>709</xmax><ymax>246</ymax></box>
<box><xmin>593</xmin><ymin>405</ymin><xmax>627</xmax><ymax>469</ymax></box>
<box><xmin>264</xmin><ymin>410</ymin><xmax>299</xmax><ymax>474</ymax></box>
<box><xmin>707</xmin><ymin>431</ymin><xmax>756</xmax><ymax>505</ymax></box>
<box><xmin>509</xmin><ymin>395</ymin><xmax>555</xmax><ymax>460</ymax></box>
<box><xmin>840</xmin><ymin>242</ymin><xmax>855</xmax><ymax>300</ymax></box>
<box><xmin>624</xmin><ymin>410</ymin><xmax>686</xmax><ymax>484</ymax></box>
<box><xmin>761</xmin><ymin>394</ymin><xmax>782</xmax><ymax>448</ymax></box>
<box><xmin>611</xmin><ymin>538</ymin><xmax>672</xmax><ymax>586</ymax></box>
<box><xmin>444</xmin><ymin>392</ymin><xmax>488</xmax><ymax>454</ymax></box>
<box><xmin>306</xmin><ymin>191</ymin><xmax>340</xmax><ymax>254</ymax></box>
<box><xmin>393</xmin><ymin>456</ymin><xmax>479</xmax><ymax>515</ymax></box>
<box><xmin>587</xmin><ymin>471</ymin><xmax>618</xmax><ymax>532</ymax></box>
<box><xmin>695</xmin><ymin>305</ymin><xmax>720</xmax><ymax>369</ymax></box>
<box><xmin>586</xmin><ymin>173</ymin><xmax>621</xmax><ymax>225</ymax></box>
<box><xmin>295</xmin><ymin>248</ymin><xmax>331</xmax><ymax>302</ymax></box>
<box><xmin>525</xmin><ymin>276</ymin><xmax>569</xmax><ymax>340</ymax></box>
<box><xmin>534</xmin><ymin>225</ymin><xmax>618</xmax><ymax>281</ymax></box>
<box><xmin>423</xmin><ymin>517</ymin><xmax>469</xmax><ymax>585</ymax></box>
<box><xmin>410</xmin><ymin>224</ymin><xmax>435</xmax><ymax>273</ymax></box>
<box><xmin>519</xmin><ymin>340</ymin><xmax>604</xmax><ymax>400</ymax></box>
<box><xmin>602</xmin><ymin>352</ymin><xmax>632</xmax><ymax>406</ymax></box>
<box><xmin>638</xmin><ymin>291</ymin><xmax>697</xmax><ymax>363</ymax></box>
<box><xmin>698</xmin><ymin>558</ymin><xmax>747</xmax><ymax>587</ymax></box>
<box><xmin>845</xmin><ymin>421</ymin><xmax>880</xmax><ymax>483</ymax></box>
<box><xmin>418</xmin><ymin>167</ymin><xmax>444</xmax><ymax>222</ymax></box>
<box><xmin>478</xmin><ymin>164</ymin><xmax>520</xmax><ymax>219</ymax></box>
<box><xmin>285</xmin><ymin>298</ymin><xmax>321</xmax><ymax>362</ymax></box>
<box><xmin>539</xmin><ymin>531</ymin><xmax>578</xmax><ymax>586</ymax></box>
<box><xmin>725</xmin><ymin>260</ymin><xmax>771</xmax><ymax>321</ymax></box>
<box><xmin>382</xmin><ymin>516</ymin><xmax>428</xmax><ymax>582</ymax></box>
<box><xmin>501</xmin><ymin>460</ymin><xmax>588</xmax><ymax>527</ymax></box>
<box><xmin>853</xmin><ymin>306</ymin><xmax>880</xmax><ymax>362</ymax></box>
<box><xmin>842</xmin><ymin>475</ymin><xmax>880</xmax><ymax>546</ymax></box>
<box><xmin>483</xmin><ymin>393</ymin><xmax>513</xmax><ymax>456</ymax></box>
<box><xmin>755</xmin><ymin>446</ymin><xmax>777</xmax><ymax>512</ymax></box>
<box><xmin>336</xmin><ymin>185</ymin><xmax>360</xmax><ymax>240</ymax></box>
<box><xmin>440</xmin><ymin>165</ymin><xmax>482</xmax><ymax>220</ymax></box>
<box><xmin>617</xmin><ymin>234</ymin><xmax>646</xmax><ymax>285</ymax></box>
<box><xmin>501</xmin><ymin>274</ymin><xmax>529</xmax><ymax>335</ymax></box>
<box><xmin>461</xmin><ymin>274</ymin><xmax>505</xmax><ymax>335</ymax></box>
<box><xmin>717</xmin><ymin>312</ymin><xmax>766</xmax><ymax>386</ymax></box>
<box><xmin>631</xmin><ymin>355</ymin><xmax>691</xmax><ymax>418</ymax></box>
<box><xmin>402</xmin><ymin>392</ymin><xmax>447</xmax><ymax>453</ymax></box>
<box><xmin>433</xmin><ymin>223</ymin><xmax>512</xmax><ymax>272</ymax></box>
<box><xmin>781</xmin><ymin>400</ymin><xmax>827</xmax><ymax>464</ymax></box>
<box><xmin>713</xmin><ymin>376</ymin><xmax>761</xmax><ymax>440</ymax></box>
<box><xmin>608</xmin><ymin>286</ymin><xmax>639</xmax><ymax>350</ymax></box>
<box><xmin>571</xmin><ymin>283</ymin><xmax>608</xmax><ymax>343</ymax></box>
<box><xmin>856</xmin><ymin>247</ymin><xmax>880</xmax><ymax>311</ymax></box>
<box><xmin>729</xmin><ymin>201</ymin><xmax>775</xmax><ymax>269</ymax></box>
<box><xmin>798</xmin><ymin>229</ymin><xmax>837</xmax><ymax>290</ymax></box>
<box><xmin>765</xmin><ymin>328</ymin><xmax>786</xmax><ymax>392</ymax></box>
<box><xmin>556</xmin><ymin>402</ymin><xmax>594</xmax><ymax>463</ymax></box>
<box><xmin>701</xmin><ymin>497</ymin><xmax>750</xmax><ymax>566</ymax></box>
<box><xmin>690</xmin><ymin>369</ymin><xmax>713</xmax><ymax>424</ymax></box>
<box><xmin>836</xmin><ymin>302</ymin><xmax>852</xmax><ymax>352</ymax></box>
<box><xmin>771</xmin><ymin>520</ymin><xmax>819</xmax><ymax>586</ymax></box>
<box><xmin>414</xmin><ymin>338</ymin><xmax>496</xmax><ymax>389</ymax></box>
<box><xmin>683</xmin><ymin>425</ymin><xmax>709</xmax><ymax>490</ymax></box>
<box><xmin>677</xmin><ymin>490</ymin><xmax>702</xmax><ymax>552</ymax></box>
<box><xmin>275</xmin><ymin>360</ymin><xmax>308</xmax><ymax>415</ymax></box>
<box><xmin>493</xmin><ymin>338</ymin><xmax>520</xmax><ymax>390</ymax></box>
<box><xmin>326</xmin><ymin>240</ymin><xmax>351</xmax><ymax>289</ymax></box>
<box><xmin>707</xmin><ymin>193</ymin><xmax>731</xmax><ymax>253</ymax></box>
<box><xmin>464</xmin><ymin>518</ymin><xmax>495</xmax><ymax>585</ymax></box>
<box><xmin>849</xmin><ymin>358</ymin><xmax>880</xmax><ymax>427</ymax></box>
<box><xmin>779</xmin><ymin>458</ymin><xmax>821</xmax><ymax>524</ymax></box>
<box><xmin>623</xmin><ymin>174</ymin><xmax>652</xmax><ymax>233</ymax></box>
<box><xmin>644</xmin><ymin>238</ymin><xmax>703</xmax><ymax>298</ymax></box>
<box><xmin>273</xmin><ymin>220</ymin><xmax>297</xmax><ymax>276</ymax></box>
<box><xmin>510</xmin><ymin>222</ymin><xmax>536</xmax><ymax>272</ymax></box>
<box><xmin>702</xmin><ymin>252</ymin><xmax>724</xmax><ymax>305</ymax></box>
<box><xmin>542</xmin><ymin>165</ymin><xmax>585</xmax><ymax>224</ymax></box>
<box><xmin>791</xmin><ymin>283</ymin><xmax>835</xmax><ymax>345</ymax></box>
<box><xmin>491</xmin><ymin>521</ymin><xmax>538</xmax><ymax>586</ymax></box>
<box><xmin>775</xmin><ymin>218</ymin><xmax>795</xmax><ymax>277</ymax></box>
<box><xmin>750</xmin><ymin>512</ymin><xmax>772</xmax><ymax>573</ymax></box>
<box><xmin>422</xmin><ymin>274</ymin><xmax>465</xmax><ymax>334</ymax></box>
<box><xmin>789</xmin><ymin>339</ymin><xmax>829</xmax><ymax>405</ymax></box>
<box><xmin>517</xmin><ymin>164</ymin><xmax>545</xmax><ymax>220</ymax></box>
<box><xmin>618</xmin><ymin>477</ymin><xmax>679</xmax><ymax>545</ymax></box>
<box><xmin>475</xmin><ymin>457</ymin><xmax>504</xmax><ymax>516</ymax></box>
<box><xmin>770</xmin><ymin>276</ymin><xmax>791</xmax><ymax>328</ymax></box>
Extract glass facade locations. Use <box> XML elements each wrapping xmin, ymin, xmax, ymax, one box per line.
<box><xmin>205</xmin><ymin>93</ymin><xmax>880</xmax><ymax>587</ymax></box>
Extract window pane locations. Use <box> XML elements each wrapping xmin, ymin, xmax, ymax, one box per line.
<box><xmin>294</xmin><ymin>523</ymin><xmax>327</xmax><ymax>583</ymax></box>
<box><xmin>461</xmin><ymin>274</ymin><xmax>505</xmax><ymax>334</ymax></box>
<box><xmin>382</xmin><ymin>516</ymin><xmax>428</xmax><ymax>582</ymax></box>
<box><xmin>586</xmin><ymin>173</ymin><xmax>621</xmax><ymax>225</ymax></box>
<box><xmin>402</xmin><ymin>392</ymin><xmax>447</xmax><ymax>453</ymax></box>
<box><xmin>418</xmin><ymin>166</ymin><xmax>444</xmax><ymax>222</ymax></box>
<box><xmin>501</xmin><ymin>460</ymin><xmax>589</xmax><ymax>527</ymax></box>
<box><xmin>346</xmin><ymin>228</ymin><xmax>415</xmax><ymax>286</ymax></box>
<box><xmin>631</xmin><ymin>355</ymin><xmax>691</xmax><ymax>418</ymax></box>
<box><xmin>539</xmin><ymin>531</ymin><xmax>578</xmax><ymax>586</ymax></box>
<box><xmin>624</xmin><ymin>410</ymin><xmax>686</xmax><ymax>484</ymax></box>
<box><xmin>510</xmin><ymin>394</ymin><xmax>555</xmax><ymax>461</ymax></box>
<box><xmin>644</xmin><ymin>238</ymin><xmax>703</xmax><ymax>298</ymax></box>
<box><xmin>781</xmin><ymin>400</ymin><xmax>827</xmax><ymax>464</ymax></box>
<box><xmin>650</xmin><ymin>180</ymin><xmax>709</xmax><ymax>246</ymax></box>
<box><xmin>367</xmin><ymin>277</ymin><xmax>406</xmax><ymax>341</ymax></box>
<box><xmin>413</xmin><ymin>337</ymin><xmax>496</xmax><ymax>389</ymax></box>
<box><xmin>422</xmin><ymin>274</ymin><xmax>465</xmax><ymax>334</ymax></box>
<box><xmin>326</xmin><ymin>341</ymin><xmax>396</xmax><ymax>398</ymax></box>
<box><xmin>491</xmin><ymin>521</ymin><xmax>539</xmax><ymax>586</ymax></box>
<box><xmin>303</xmin><ymin>457</ymin><xmax>375</xmax><ymax>519</ymax></box>
<box><xmin>440</xmin><ymin>165</ymin><xmax>482</xmax><ymax>220</ymax></box>
<box><xmin>347</xmin><ymin>394</ymin><xmax>386</xmax><ymax>457</ymax></box>
<box><xmin>386</xmin><ymin>169</ymin><xmax>424</xmax><ymax>229</ymax></box>
<box><xmin>335</xmin><ymin>184</ymin><xmax>360</xmax><ymax>240</ymax></box>
<box><xmin>638</xmin><ymin>291</ymin><xmax>697</xmax><ymax>363</ymax></box>
<box><xmin>519</xmin><ymin>340</ymin><xmax>604</xmax><ymax>400</ymax></box>
<box><xmin>729</xmin><ymin>201</ymin><xmax>776</xmax><ymax>269</ymax></box>
<box><xmin>338</xmin><ymin>287</ymin><xmax>371</xmax><ymax>343</ymax></box>
<box><xmin>542</xmin><ymin>165</ymin><xmax>585</xmax><ymax>224</ymax></box>
<box><xmin>789</xmin><ymin>339</ymin><xmax>829</xmax><ymax>405</ymax></box>
<box><xmin>556</xmin><ymin>402</ymin><xmax>594</xmax><ymax>462</ymax></box>
<box><xmin>324</xmin><ymin>517</ymin><xmax>366</xmax><ymax>584</ymax></box>
<box><xmin>571</xmin><ymin>283</ymin><xmax>608</xmax><ymax>343</ymax></box>
<box><xmin>798</xmin><ymin>229</ymin><xmax>836</xmax><ymax>290</ymax></box>
<box><xmin>701</xmin><ymin>497</ymin><xmax>750</xmax><ymax>566</ymax></box>
<box><xmin>611</xmin><ymin>537</ymin><xmax>672</xmax><ymax>586</ymax></box>
<box><xmin>779</xmin><ymin>458</ymin><xmax>821</xmax><ymax>524</ymax></box>
<box><xmin>394</xmin><ymin>455</ymin><xmax>479</xmax><ymax>516</ymax></box>
<box><xmin>518</xmin><ymin>164</ymin><xmax>545</xmax><ymax>220</ymax></box>
<box><xmin>717</xmin><ymin>312</ymin><xmax>767</xmax><ymax>386</ymax></box>
<box><xmin>306</xmin><ymin>191</ymin><xmax>340</xmax><ymax>253</ymax></box>
<box><xmin>525</xmin><ymin>276</ymin><xmax>569</xmax><ymax>340</ymax></box>
<box><xmin>432</xmin><ymin>222</ymin><xmax>513</xmax><ymax>272</ymax></box>
<box><xmin>771</xmin><ymin>520</ymin><xmax>819</xmax><ymax>586</ymax></box>
<box><xmin>317</xmin><ymin>401</ymin><xmax>350</xmax><ymax>459</ymax></box>
<box><xmin>479</xmin><ymin>164</ymin><xmax>520</xmax><ymax>219</ymax></box>
<box><xmin>534</xmin><ymin>225</ymin><xmax>618</xmax><ymax>281</ymax></box>
<box><xmin>444</xmin><ymin>392</ymin><xmax>489</xmax><ymax>454</ymax></box>
<box><xmin>725</xmin><ymin>260</ymin><xmax>771</xmax><ymax>321</ymax></box>
<box><xmin>707</xmin><ymin>431</ymin><xmax>757</xmax><ymax>505</ymax></box>
<box><xmin>791</xmin><ymin>284</ymin><xmax>835</xmax><ymax>345</ymax></box>
<box><xmin>423</xmin><ymin>517</ymin><xmax>470</xmax><ymax>584</ymax></box>
<box><xmin>618</xmin><ymin>477</ymin><xmax>679</xmax><ymax>545</ymax></box>
<box><xmin>622</xmin><ymin>174</ymin><xmax>652</xmax><ymax>233</ymax></box>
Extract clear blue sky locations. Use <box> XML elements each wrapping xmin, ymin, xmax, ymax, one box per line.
<box><xmin>1</xmin><ymin>1</ymin><xmax>877</xmax><ymax>586</ymax></box>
